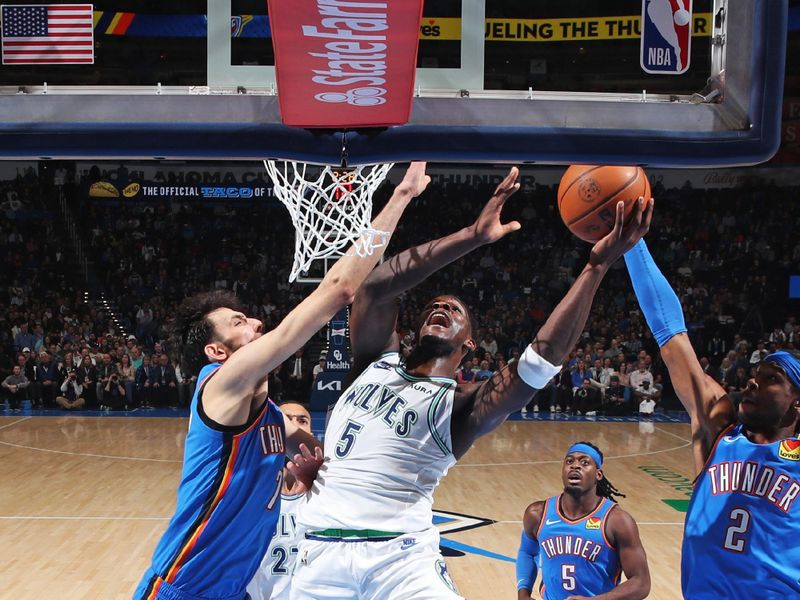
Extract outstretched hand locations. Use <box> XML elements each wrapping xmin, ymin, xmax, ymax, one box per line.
<box><xmin>471</xmin><ymin>167</ymin><xmax>523</xmax><ymax>244</ymax></box>
<box><xmin>589</xmin><ymin>197</ymin><xmax>654</xmax><ymax>268</ymax></box>
<box><xmin>286</xmin><ymin>443</ymin><xmax>324</xmax><ymax>493</ymax></box>
<box><xmin>395</xmin><ymin>161</ymin><xmax>431</xmax><ymax>199</ymax></box>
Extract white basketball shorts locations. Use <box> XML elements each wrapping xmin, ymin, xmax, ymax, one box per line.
<box><xmin>289</xmin><ymin>527</ymin><xmax>464</xmax><ymax>599</ymax></box>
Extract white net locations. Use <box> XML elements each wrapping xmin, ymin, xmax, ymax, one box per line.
<box><xmin>264</xmin><ymin>160</ymin><xmax>394</xmax><ymax>283</ymax></box>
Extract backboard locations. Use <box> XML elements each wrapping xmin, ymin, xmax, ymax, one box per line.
<box><xmin>0</xmin><ymin>0</ymin><xmax>788</xmax><ymax>167</ymax></box>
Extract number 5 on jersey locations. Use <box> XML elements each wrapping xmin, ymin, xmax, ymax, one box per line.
<box><xmin>562</xmin><ymin>564</ymin><xmax>576</xmax><ymax>591</ymax></box>
<box><xmin>336</xmin><ymin>420</ymin><xmax>363</xmax><ymax>458</ymax></box>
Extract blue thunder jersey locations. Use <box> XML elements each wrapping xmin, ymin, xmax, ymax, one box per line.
<box><xmin>537</xmin><ymin>495</ymin><xmax>621</xmax><ymax>599</ymax></box>
<box><xmin>134</xmin><ymin>363</ymin><xmax>287</xmax><ymax>600</ymax></box>
<box><xmin>682</xmin><ymin>423</ymin><xmax>800</xmax><ymax>598</ymax></box>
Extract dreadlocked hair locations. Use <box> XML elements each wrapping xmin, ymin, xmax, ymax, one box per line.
<box><xmin>576</xmin><ymin>441</ymin><xmax>627</xmax><ymax>502</ymax></box>
<box><xmin>168</xmin><ymin>290</ymin><xmax>244</xmax><ymax>379</ymax></box>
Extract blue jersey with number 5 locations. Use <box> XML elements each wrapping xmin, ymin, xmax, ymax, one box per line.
<box><xmin>682</xmin><ymin>424</ymin><xmax>800</xmax><ymax>598</ymax></box>
<box><xmin>537</xmin><ymin>495</ymin><xmax>620</xmax><ymax>599</ymax></box>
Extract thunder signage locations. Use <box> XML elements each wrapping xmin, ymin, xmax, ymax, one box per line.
<box><xmin>640</xmin><ymin>0</ymin><xmax>692</xmax><ymax>75</ymax></box>
<box><xmin>267</xmin><ymin>0</ymin><xmax>423</xmax><ymax>128</ymax></box>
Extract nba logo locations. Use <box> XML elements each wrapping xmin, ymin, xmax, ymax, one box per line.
<box><xmin>640</xmin><ymin>0</ymin><xmax>692</xmax><ymax>74</ymax></box>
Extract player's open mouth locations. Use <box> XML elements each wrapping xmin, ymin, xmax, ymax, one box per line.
<box><xmin>567</xmin><ymin>472</ymin><xmax>582</xmax><ymax>482</ymax></box>
<box><xmin>427</xmin><ymin>311</ymin><xmax>450</xmax><ymax>327</ymax></box>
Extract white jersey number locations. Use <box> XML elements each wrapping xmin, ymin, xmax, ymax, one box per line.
<box><xmin>723</xmin><ymin>507</ymin><xmax>751</xmax><ymax>553</ymax></box>
<box><xmin>266</xmin><ymin>471</ymin><xmax>283</xmax><ymax>511</ymax></box>
<box><xmin>562</xmin><ymin>564</ymin><xmax>576</xmax><ymax>591</ymax></box>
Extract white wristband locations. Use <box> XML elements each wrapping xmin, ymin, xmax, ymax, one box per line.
<box><xmin>516</xmin><ymin>346</ymin><xmax>562</xmax><ymax>389</ymax></box>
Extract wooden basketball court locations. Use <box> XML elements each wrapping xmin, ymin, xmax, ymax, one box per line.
<box><xmin>0</xmin><ymin>415</ymin><xmax>691</xmax><ymax>599</ymax></box>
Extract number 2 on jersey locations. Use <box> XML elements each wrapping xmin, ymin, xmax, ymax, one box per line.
<box><xmin>271</xmin><ymin>545</ymin><xmax>298</xmax><ymax>575</ymax></box>
<box><xmin>723</xmin><ymin>507</ymin><xmax>751</xmax><ymax>552</ymax></box>
<box><xmin>335</xmin><ymin>420</ymin><xmax>363</xmax><ymax>458</ymax></box>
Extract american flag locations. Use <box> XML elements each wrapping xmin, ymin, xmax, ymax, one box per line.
<box><xmin>1</xmin><ymin>4</ymin><xmax>94</xmax><ymax>65</ymax></box>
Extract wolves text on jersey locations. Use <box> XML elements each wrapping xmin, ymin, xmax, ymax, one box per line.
<box><xmin>275</xmin><ymin>512</ymin><xmax>297</xmax><ymax>538</ymax></box>
<box><xmin>706</xmin><ymin>461</ymin><xmax>800</xmax><ymax>513</ymax></box>
<box><xmin>339</xmin><ymin>382</ymin><xmax>419</xmax><ymax>437</ymax></box>
<box><xmin>540</xmin><ymin>535</ymin><xmax>604</xmax><ymax>562</ymax></box>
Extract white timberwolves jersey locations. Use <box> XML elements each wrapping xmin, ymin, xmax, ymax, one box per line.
<box><xmin>299</xmin><ymin>352</ymin><xmax>457</xmax><ymax>533</ymax></box>
<box><xmin>246</xmin><ymin>492</ymin><xmax>305</xmax><ymax>600</ymax></box>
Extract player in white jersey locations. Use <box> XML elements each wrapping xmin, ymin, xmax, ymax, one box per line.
<box><xmin>247</xmin><ymin>403</ymin><xmax>312</xmax><ymax>600</ymax></box>
<box><xmin>291</xmin><ymin>169</ymin><xmax>654</xmax><ymax>599</ymax></box>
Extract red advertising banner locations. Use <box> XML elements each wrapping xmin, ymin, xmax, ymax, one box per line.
<box><xmin>267</xmin><ymin>0</ymin><xmax>423</xmax><ymax>128</ymax></box>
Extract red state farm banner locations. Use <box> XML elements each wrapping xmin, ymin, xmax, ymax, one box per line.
<box><xmin>267</xmin><ymin>0</ymin><xmax>423</xmax><ymax>128</ymax></box>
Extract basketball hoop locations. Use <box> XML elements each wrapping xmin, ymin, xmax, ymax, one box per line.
<box><xmin>264</xmin><ymin>160</ymin><xmax>394</xmax><ymax>283</ymax></box>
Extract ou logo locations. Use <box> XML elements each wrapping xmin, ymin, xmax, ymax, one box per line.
<box><xmin>333</xmin><ymin>350</ymin><xmax>342</xmax><ymax>361</ymax></box>
<box><xmin>315</xmin><ymin>86</ymin><xmax>386</xmax><ymax>106</ymax></box>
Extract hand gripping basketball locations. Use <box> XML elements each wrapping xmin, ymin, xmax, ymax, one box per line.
<box><xmin>589</xmin><ymin>197</ymin><xmax>654</xmax><ymax>268</ymax></box>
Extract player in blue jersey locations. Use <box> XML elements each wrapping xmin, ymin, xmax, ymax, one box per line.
<box><xmin>516</xmin><ymin>442</ymin><xmax>650</xmax><ymax>600</ymax></box>
<box><xmin>133</xmin><ymin>163</ymin><xmax>431</xmax><ymax>600</ymax></box>
<box><xmin>623</xmin><ymin>238</ymin><xmax>800</xmax><ymax>598</ymax></box>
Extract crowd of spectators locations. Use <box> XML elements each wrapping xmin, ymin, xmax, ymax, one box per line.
<box><xmin>2</xmin><ymin>166</ymin><xmax>799</xmax><ymax>415</ymax></box>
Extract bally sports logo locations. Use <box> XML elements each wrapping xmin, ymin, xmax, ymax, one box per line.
<box><xmin>779</xmin><ymin>439</ymin><xmax>800</xmax><ymax>461</ymax></box>
<box><xmin>585</xmin><ymin>517</ymin><xmax>602</xmax><ymax>530</ymax></box>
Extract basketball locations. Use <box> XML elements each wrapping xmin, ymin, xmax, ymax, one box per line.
<box><xmin>674</xmin><ymin>9</ymin><xmax>691</xmax><ymax>26</ymax></box>
<box><xmin>558</xmin><ymin>165</ymin><xmax>651</xmax><ymax>243</ymax></box>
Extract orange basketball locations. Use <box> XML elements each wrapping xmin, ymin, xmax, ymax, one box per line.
<box><xmin>558</xmin><ymin>165</ymin><xmax>650</xmax><ymax>243</ymax></box>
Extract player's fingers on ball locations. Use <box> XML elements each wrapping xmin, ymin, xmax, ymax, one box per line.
<box><xmin>612</xmin><ymin>200</ymin><xmax>624</xmax><ymax>229</ymax></box>
<box><xmin>632</xmin><ymin>197</ymin><xmax>645</xmax><ymax>226</ymax></box>
<box><xmin>638</xmin><ymin>198</ymin><xmax>653</xmax><ymax>233</ymax></box>
<box><xmin>642</xmin><ymin>204</ymin><xmax>653</xmax><ymax>235</ymax></box>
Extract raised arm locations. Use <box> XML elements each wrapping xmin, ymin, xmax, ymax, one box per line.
<box><xmin>203</xmin><ymin>163</ymin><xmax>429</xmax><ymax>424</ymax></box>
<box><xmin>623</xmin><ymin>239</ymin><xmax>734</xmax><ymax>474</ymax></box>
<box><xmin>349</xmin><ymin>167</ymin><xmax>522</xmax><ymax>368</ymax></box>
<box><xmin>452</xmin><ymin>200</ymin><xmax>653</xmax><ymax>457</ymax></box>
